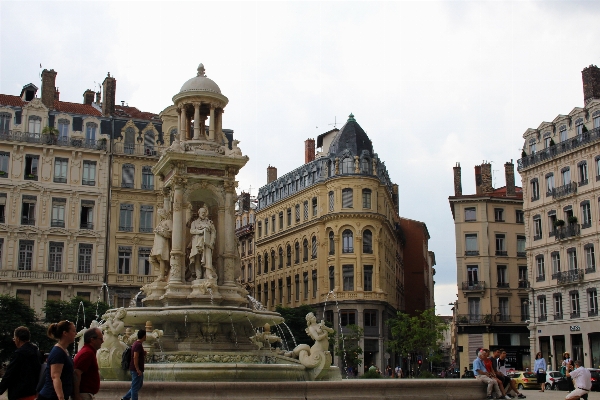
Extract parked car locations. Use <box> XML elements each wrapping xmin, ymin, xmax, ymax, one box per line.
<box><xmin>589</xmin><ymin>368</ymin><xmax>600</xmax><ymax>391</ymax></box>
<box><xmin>461</xmin><ymin>370</ymin><xmax>475</xmax><ymax>378</ymax></box>
<box><xmin>509</xmin><ymin>371</ymin><xmax>538</xmax><ymax>390</ymax></box>
<box><xmin>545</xmin><ymin>371</ymin><xmax>567</xmax><ymax>391</ymax></box>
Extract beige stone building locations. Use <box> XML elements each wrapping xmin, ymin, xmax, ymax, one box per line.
<box><xmin>518</xmin><ymin>65</ymin><xmax>600</xmax><ymax>369</ymax></box>
<box><xmin>254</xmin><ymin>115</ymin><xmax>405</xmax><ymax>372</ymax></box>
<box><xmin>449</xmin><ymin>162</ymin><xmax>530</xmax><ymax>370</ymax></box>
<box><xmin>235</xmin><ymin>192</ymin><xmax>256</xmax><ymax>296</ymax></box>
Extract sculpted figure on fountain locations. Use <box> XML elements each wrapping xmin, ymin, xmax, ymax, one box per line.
<box><xmin>189</xmin><ymin>205</ymin><xmax>217</xmax><ymax>281</ymax></box>
<box><xmin>150</xmin><ymin>207</ymin><xmax>173</xmax><ymax>282</ymax></box>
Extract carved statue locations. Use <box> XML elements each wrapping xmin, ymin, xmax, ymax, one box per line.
<box><xmin>75</xmin><ymin>320</ymin><xmax>100</xmax><ymax>352</ymax></box>
<box><xmin>286</xmin><ymin>312</ymin><xmax>334</xmax><ymax>380</ymax></box>
<box><xmin>189</xmin><ymin>205</ymin><xmax>217</xmax><ymax>281</ymax></box>
<box><xmin>249</xmin><ymin>323</ymin><xmax>282</xmax><ymax>350</ymax></box>
<box><xmin>150</xmin><ymin>207</ymin><xmax>173</xmax><ymax>282</ymax></box>
<box><xmin>97</xmin><ymin>308</ymin><xmax>128</xmax><ymax>381</ymax></box>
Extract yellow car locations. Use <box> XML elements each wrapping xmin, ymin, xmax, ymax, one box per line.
<box><xmin>509</xmin><ymin>371</ymin><xmax>538</xmax><ymax>390</ymax></box>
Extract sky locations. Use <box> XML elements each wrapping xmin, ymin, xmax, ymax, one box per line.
<box><xmin>2</xmin><ymin>1</ymin><xmax>600</xmax><ymax>316</ymax></box>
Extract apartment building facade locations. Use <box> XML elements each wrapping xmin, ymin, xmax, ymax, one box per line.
<box><xmin>518</xmin><ymin>65</ymin><xmax>600</xmax><ymax>369</ymax></box>
<box><xmin>235</xmin><ymin>192</ymin><xmax>256</xmax><ymax>297</ymax></box>
<box><xmin>449</xmin><ymin>162</ymin><xmax>530</xmax><ymax>370</ymax></box>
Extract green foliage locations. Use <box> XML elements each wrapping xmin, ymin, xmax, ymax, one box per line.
<box><xmin>42</xmin><ymin>296</ymin><xmax>109</xmax><ymax>332</ymax></box>
<box><xmin>333</xmin><ymin>324</ymin><xmax>363</xmax><ymax>372</ymax></box>
<box><xmin>360</xmin><ymin>369</ymin><xmax>384</xmax><ymax>379</ymax></box>
<box><xmin>0</xmin><ymin>295</ymin><xmax>53</xmax><ymax>362</ymax></box>
<box><xmin>275</xmin><ymin>304</ymin><xmax>316</xmax><ymax>349</ymax></box>
<box><xmin>42</xmin><ymin>126</ymin><xmax>59</xmax><ymax>135</ymax></box>
<box><xmin>417</xmin><ymin>370</ymin><xmax>437</xmax><ymax>379</ymax></box>
<box><xmin>387</xmin><ymin>309</ymin><xmax>448</xmax><ymax>365</ymax></box>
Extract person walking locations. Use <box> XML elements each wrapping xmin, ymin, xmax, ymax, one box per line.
<box><xmin>73</xmin><ymin>327</ymin><xmax>103</xmax><ymax>400</ymax></box>
<box><xmin>38</xmin><ymin>320</ymin><xmax>77</xmax><ymax>400</ymax></box>
<box><xmin>534</xmin><ymin>351</ymin><xmax>547</xmax><ymax>392</ymax></box>
<box><xmin>565</xmin><ymin>360</ymin><xmax>592</xmax><ymax>400</ymax></box>
<box><xmin>121</xmin><ymin>329</ymin><xmax>147</xmax><ymax>400</ymax></box>
<box><xmin>473</xmin><ymin>349</ymin><xmax>506</xmax><ymax>400</ymax></box>
<box><xmin>0</xmin><ymin>326</ymin><xmax>42</xmax><ymax>400</ymax></box>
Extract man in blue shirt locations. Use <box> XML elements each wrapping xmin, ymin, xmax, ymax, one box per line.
<box><xmin>474</xmin><ymin>349</ymin><xmax>506</xmax><ymax>399</ymax></box>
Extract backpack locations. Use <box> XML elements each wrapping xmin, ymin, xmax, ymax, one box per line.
<box><xmin>121</xmin><ymin>346</ymin><xmax>131</xmax><ymax>371</ymax></box>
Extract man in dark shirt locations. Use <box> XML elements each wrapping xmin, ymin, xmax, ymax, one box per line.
<box><xmin>73</xmin><ymin>327</ymin><xmax>103</xmax><ymax>400</ymax></box>
<box><xmin>0</xmin><ymin>326</ymin><xmax>42</xmax><ymax>400</ymax></box>
<box><xmin>492</xmin><ymin>349</ymin><xmax>526</xmax><ymax>399</ymax></box>
<box><xmin>121</xmin><ymin>329</ymin><xmax>147</xmax><ymax>400</ymax></box>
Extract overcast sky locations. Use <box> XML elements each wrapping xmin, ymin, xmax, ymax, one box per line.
<box><xmin>2</xmin><ymin>1</ymin><xmax>600</xmax><ymax>316</ymax></box>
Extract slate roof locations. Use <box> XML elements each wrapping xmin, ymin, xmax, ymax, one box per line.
<box><xmin>327</xmin><ymin>114</ymin><xmax>373</xmax><ymax>157</ymax></box>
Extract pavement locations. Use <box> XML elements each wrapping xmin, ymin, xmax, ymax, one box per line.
<box><xmin>494</xmin><ymin>389</ymin><xmax>594</xmax><ymax>400</ymax></box>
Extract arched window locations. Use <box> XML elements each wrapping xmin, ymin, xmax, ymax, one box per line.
<box><xmin>144</xmin><ymin>130</ymin><xmax>155</xmax><ymax>154</ymax></box>
<box><xmin>264</xmin><ymin>252</ymin><xmax>269</xmax><ymax>273</ymax></box>
<box><xmin>278</xmin><ymin>247</ymin><xmax>283</xmax><ymax>269</ymax></box>
<box><xmin>121</xmin><ymin>164</ymin><xmax>134</xmax><ymax>188</ymax></box>
<box><xmin>286</xmin><ymin>245</ymin><xmax>292</xmax><ymax>266</ymax></box>
<box><xmin>303</xmin><ymin>239</ymin><xmax>308</xmax><ymax>262</ymax></box>
<box><xmin>295</xmin><ymin>242</ymin><xmax>300</xmax><ymax>264</ymax></box>
<box><xmin>363</xmin><ymin>230</ymin><xmax>373</xmax><ymax>254</ymax></box>
<box><xmin>361</xmin><ymin>158</ymin><xmax>370</xmax><ymax>174</ymax></box>
<box><xmin>57</xmin><ymin>119</ymin><xmax>69</xmax><ymax>140</ymax></box>
<box><xmin>311</xmin><ymin>236</ymin><xmax>317</xmax><ymax>259</ymax></box>
<box><xmin>169</xmin><ymin>128</ymin><xmax>177</xmax><ymax>145</ymax></box>
<box><xmin>342</xmin><ymin>229</ymin><xmax>353</xmax><ymax>253</ymax></box>
<box><xmin>257</xmin><ymin>256</ymin><xmax>262</xmax><ymax>275</ymax></box>
<box><xmin>271</xmin><ymin>250</ymin><xmax>276</xmax><ymax>271</ymax></box>
<box><xmin>342</xmin><ymin>157</ymin><xmax>354</xmax><ymax>174</ymax></box>
<box><xmin>124</xmin><ymin>128</ymin><xmax>135</xmax><ymax>154</ymax></box>
<box><xmin>328</xmin><ymin>191</ymin><xmax>334</xmax><ymax>212</ymax></box>
<box><xmin>329</xmin><ymin>231</ymin><xmax>335</xmax><ymax>255</ymax></box>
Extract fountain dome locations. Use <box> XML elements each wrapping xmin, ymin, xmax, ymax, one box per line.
<box><xmin>179</xmin><ymin>63</ymin><xmax>222</xmax><ymax>94</ymax></box>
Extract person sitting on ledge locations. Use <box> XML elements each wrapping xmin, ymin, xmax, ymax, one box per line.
<box><xmin>474</xmin><ymin>349</ymin><xmax>508</xmax><ymax>400</ymax></box>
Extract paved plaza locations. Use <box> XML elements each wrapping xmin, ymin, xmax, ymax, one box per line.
<box><xmin>488</xmin><ymin>390</ymin><xmax>592</xmax><ymax>400</ymax></box>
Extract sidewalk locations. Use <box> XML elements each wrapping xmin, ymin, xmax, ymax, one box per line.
<box><xmin>501</xmin><ymin>389</ymin><xmax>587</xmax><ymax>400</ymax></box>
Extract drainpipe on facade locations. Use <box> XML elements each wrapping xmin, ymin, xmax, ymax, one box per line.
<box><xmin>102</xmin><ymin>118</ymin><xmax>114</xmax><ymax>305</ymax></box>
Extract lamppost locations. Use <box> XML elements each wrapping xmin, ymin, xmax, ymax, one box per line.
<box><xmin>407</xmin><ymin>353</ymin><xmax>412</xmax><ymax>378</ymax></box>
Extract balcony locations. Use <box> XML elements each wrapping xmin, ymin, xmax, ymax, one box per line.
<box><xmin>518</xmin><ymin>280</ymin><xmax>530</xmax><ymax>289</ymax></box>
<box><xmin>552</xmin><ymin>182</ymin><xmax>578</xmax><ymax>200</ymax></box>
<box><xmin>553</xmin><ymin>313</ymin><xmax>563</xmax><ymax>320</ymax></box>
<box><xmin>579</xmin><ymin>178</ymin><xmax>589</xmax><ymax>187</ymax></box>
<box><xmin>496</xmin><ymin>250</ymin><xmax>508</xmax><ymax>256</ymax></box>
<box><xmin>462</xmin><ymin>281</ymin><xmax>485</xmax><ymax>291</ymax></box>
<box><xmin>0</xmin><ymin>130</ymin><xmax>107</xmax><ymax>150</ymax></box>
<box><xmin>24</xmin><ymin>174</ymin><xmax>38</xmax><ymax>181</ymax></box>
<box><xmin>139</xmin><ymin>227</ymin><xmax>153</xmax><ymax>233</ymax></box>
<box><xmin>107</xmin><ymin>273</ymin><xmax>158</xmax><ymax>285</ymax></box>
<box><xmin>82</xmin><ymin>179</ymin><xmax>95</xmax><ymax>186</ymax></box>
<box><xmin>456</xmin><ymin>314</ymin><xmax>521</xmax><ymax>324</ymax></box>
<box><xmin>464</xmin><ymin>250</ymin><xmax>479</xmax><ymax>256</ymax></box>
<box><xmin>51</xmin><ymin>219</ymin><xmax>65</xmax><ymax>228</ymax></box>
<box><xmin>497</xmin><ymin>314</ymin><xmax>512</xmax><ymax>322</ymax></box>
<box><xmin>536</xmin><ymin>275</ymin><xmax>546</xmax><ymax>282</ymax></box>
<box><xmin>497</xmin><ymin>282</ymin><xmax>510</xmax><ymax>289</ymax></box>
<box><xmin>517</xmin><ymin>251</ymin><xmax>526</xmax><ymax>258</ymax></box>
<box><xmin>21</xmin><ymin>217</ymin><xmax>35</xmax><ymax>226</ymax></box>
<box><xmin>235</xmin><ymin>223</ymin><xmax>254</xmax><ymax>237</ymax></box>
<box><xmin>555</xmin><ymin>269</ymin><xmax>584</xmax><ymax>284</ymax></box>
<box><xmin>141</xmin><ymin>184</ymin><xmax>154</xmax><ymax>190</ymax></box>
<box><xmin>518</xmin><ymin>127</ymin><xmax>600</xmax><ymax>171</ymax></box>
<box><xmin>586</xmin><ymin>266</ymin><xmax>596</xmax><ymax>274</ymax></box>
<box><xmin>555</xmin><ymin>224</ymin><xmax>580</xmax><ymax>241</ymax></box>
<box><xmin>589</xmin><ymin>310</ymin><xmax>598</xmax><ymax>317</ymax></box>
<box><xmin>0</xmin><ymin>269</ymin><xmax>102</xmax><ymax>282</ymax></box>
<box><xmin>570</xmin><ymin>312</ymin><xmax>580</xmax><ymax>319</ymax></box>
<box><xmin>119</xmin><ymin>226</ymin><xmax>133</xmax><ymax>232</ymax></box>
<box><xmin>121</xmin><ymin>182</ymin><xmax>134</xmax><ymax>189</ymax></box>
<box><xmin>54</xmin><ymin>177</ymin><xmax>67</xmax><ymax>184</ymax></box>
<box><xmin>113</xmin><ymin>143</ymin><xmax>165</xmax><ymax>157</ymax></box>
<box><xmin>80</xmin><ymin>222</ymin><xmax>94</xmax><ymax>230</ymax></box>
<box><xmin>539</xmin><ymin>315</ymin><xmax>548</xmax><ymax>322</ymax></box>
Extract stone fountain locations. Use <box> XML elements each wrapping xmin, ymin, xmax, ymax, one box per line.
<box><xmin>97</xmin><ymin>64</ymin><xmax>341</xmax><ymax>382</ymax></box>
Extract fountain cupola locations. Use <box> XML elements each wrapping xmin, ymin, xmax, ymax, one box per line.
<box><xmin>172</xmin><ymin>64</ymin><xmax>229</xmax><ymax>143</ymax></box>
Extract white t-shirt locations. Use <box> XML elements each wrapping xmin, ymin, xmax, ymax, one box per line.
<box><xmin>497</xmin><ymin>358</ymin><xmax>507</xmax><ymax>375</ymax></box>
<box><xmin>570</xmin><ymin>367</ymin><xmax>592</xmax><ymax>390</ymax></box>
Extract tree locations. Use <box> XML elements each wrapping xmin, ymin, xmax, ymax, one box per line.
<box><xmin>333</xmin><ymin>324</ymin><xmax>363</xmax><ymax>375</ymax></box>
<box><xmin>387</xmin><ymin>309</ymin><xmax>448</xmax><ymax>370</ymax></box>
<box><xmin>0</xmin><ymin>295</ymin><xmax>53</xmax><ymax>362</ymax></box>
<box><xmin>275</xmin><ymin>304</ymin><xmax>316</xmax><ymax>350</ymax></box>
<box><xmin>42</xmin><ymin>296</ymin><xmax>109</xmax><ymax>332</ymax></box>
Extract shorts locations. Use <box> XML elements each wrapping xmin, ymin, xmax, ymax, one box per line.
<box><xmin>501</xmin><ymin>375</ymin><xmax>512</xmax><ymax>388</ymax></box>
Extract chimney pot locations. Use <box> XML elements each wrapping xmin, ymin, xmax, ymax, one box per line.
<box><xmin>453</xmin><ymin>162</ymin><xmax>462</xmax><ymax>196</ymax></box>
<box><xmin>83</xmin><ymin>89</ymin><xmax>95</xmax><ymax>105</ymax></box>
<box><xmin>505</xmin><ymin>161</ymin><xmax>516</xmax><ymax>197</ymax></box>
<box><xmin>102</xmin><ymin>73</ymin><xmax>117</xmax><ymax>116</ymax></box>
<box><xmin>582</xmin><ymin>65</ymin><xmax>600</xmax><ymax>105</ymax></box>
<box><xmin>267</xmin><ymin>165</ymin><xmax>277</xmax><ymax>184</ymax></box>
<box><xmin>41</xmin><ymin>69</ymin><xmax>57</xmax><ymax>109</ymax></box>
<box><xmin>305</xmin><ymin>138</ymin><xmax>316</xmax><ymax>164</ymax></box>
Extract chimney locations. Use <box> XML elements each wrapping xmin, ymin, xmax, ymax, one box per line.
<box><xmin>95</xmin><ymin>91</ymin><xmax>101</xmax><ymax>104</ymax></box>
<box><xmin>582</xmin><ymin>65</ymin><xmax>600</xmax><ymax>105</ymax></box>
<box><xmin>241</xmin><ymin>192</ymin><xmax>251</xmax><ymax>212</ymax></box>
<box><xmin>475</xmin><ymin>165</ymin><xmax>482</xmax><ymax>195</ymax></box>
<box><xmin>305</xmin><ymin>138</ymin><xmax>315</xmax><ymax>164</ymax></box>
<box><xmin>41</xmin><ymin>69</ymin><xmax>57</xmax><ymax>109</ymax></box>
<box><xmin>505</xmin><ymin>160</ymin><xmax>516</xmax><ymax>197</ymax></box>
<box><xmin>267</xmin><ymin>165</ymin><xmax>277</xmax><ymax>184</ymax></box>
<box><xmin>54</xmin><ymin>88</ymin><xmax>60</xmax><ymax>101</ymax></box>
<box><xmin>481</xmin><ymin>162</ymin><xmax>493</xmax><ymax>194</ymax></box>
<box><xmin>83</xmin><ymin>89</ymin><xmax>95</xmax><ymax>105</ymax></box>
<box><xmin>453</xmin><ymin>162</ymin><xmax>462</xmax><ymax>196</ymax></box>
<box><xmin>102</xmin><ymin>72</ymin><xmax>116</xmax><ymax>116</ymax></box>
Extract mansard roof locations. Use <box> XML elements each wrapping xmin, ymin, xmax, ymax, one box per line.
<box><xmin>327</xmin><ymin>114</ymin><xmax>373</xmax><ymax>158</ymax></box>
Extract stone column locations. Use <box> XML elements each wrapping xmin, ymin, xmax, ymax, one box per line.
<box><xmin>176</xmin><ymin>107</ymin><xmax>182</xmax><ymax>145</ymax></box>
<box><xmin>374</xmin><ymin>238</ymin><xmax>381</xmax><ymax>291</ymax></box>
<box><xmin>193</xmin><ymin>102</ymin><xmax>201</xmax><ymax>140</ymax></box>
<box><xmin>223</xmin><ymin>180</ymin><xmax>237</xmax><ymax>284</ymax></box>
<box><xmin>355</xmin><ymin>235</ymin><xmax>363</xmax><ymax>291</ymax></box>
<box><xmin>215</xmin><ymin>108</ymin><xmax>223</xmax><ymax>141</ymax></box>
<box><xmin>169</xmin><ymin>177</ymin><xmax>186</xmax><ymax>283</ymax></box>
<box><xmin>180</xmin><ymin>106</ymin><xmax>188</xmax><ymax>141</ymax></box>
<box><xmin>334</xmin><ymin>236</ymin><xmax>340</xmax><ymax>291</ymax></box>
<box><xmin>208</xmin><ymin>105</ymin><xmax>216</xmax><ymax>141</ymax></box>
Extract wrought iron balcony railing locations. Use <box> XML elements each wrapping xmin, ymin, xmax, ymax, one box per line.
<box><xmin>113</xmin><ymin>142</ymin><xmax>165</xmax><ymax>156</ymax></box>
<box><xmin>497</xmin><ymin>282</ymin><xmax>510</xmax><ymax>288</ymax></box>
<box><xmin>51</xmin><ymin>219</ymin><xmax>65</xmax><ymax>228</ymax></box>
<box><xmin>518</xmin><ymin>280</ymin><xmax>530</xmax><ymax>288</ymax></box>
<box><xmin>465</xmin><ymin>250</ymin><xmax>480</xmax><ymax>256</ymax></box>
<box><xmin>517</xmin><ymin>251</ymin><xmax>526</xmax><ymax>258</ymax></box>
<box><xmin>570</xmin><ymin>312</ymin><xmax>580</xmax><ymax>319</ymax></box>
<box><xmin>496</xmin><ymin>250</ymin><xmax>508</xmax><ymax>256</ymax></box>
<box><xmin>462</xmin><ymin>281</ymin><xmax>485</xmax><ymax>291</ymax></box>
<box><xmin>539</xmin><ymin>315</ymin><xmax>548</xmax><ymax>322</ymax></box>
<box><xmin>0</xmin><ymin>130</ymin><xmax>107</xmax><ymax>150</ymax></box>
<box><xmin>552</xmin><ymin>182</ymin><xmax>578</xmax><ymax>200</ymax></box>
<box><xmin>80</xmin><ymin>222</ymin><xmax>94</xmax><ymax>230</ymax></box>
<box><xmin>556</xmin><ymin>269</ymin><xmax>584</xmax><ymax>284</ymax></box>
<box><xmin>553</xmin><ymin>313</ymin><xmax>563</xmax><ymax>320</ymax></box>
<box><xmin>554</xmin><ymin>224</ymin><xmax>580</xmax><ymax>241</ymax></box>
<box><xmin>21</xmin><ymin>217</ymin><xmax>35</xmax><ymax>226</ymax></box>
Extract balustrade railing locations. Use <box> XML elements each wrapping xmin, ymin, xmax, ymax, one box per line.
<box><xmin>556</xmin><ymin>269</ymin><xmax>584</xmax><ymax>284</ymax></box>
<box><xmin>554</xmin><ymin>224</ymin><xmax>580</xmax><ymax>241</ymax></box>
<box><xmin>0</xmin><ymin>269</ymin><xmax>102</xmax><ymax>281</ymax></box>
<box><xmin>0</xmin><ymin>130</ymin><xmax>107</xmax><ymax>150</ymax></box>
<box><xmin>552</xmin><ymin>182</ymin><xmax>578</xmax><ymax>199</ymax></box>
<box><xmin>462</xmin><ymin>281</ymin><xmax>485</xmax><ymax>291</ymax></box>
<box><xmin>113</xmin><ymin>142</ymin><xmax>165</xmax><ymax>156</ymax></box>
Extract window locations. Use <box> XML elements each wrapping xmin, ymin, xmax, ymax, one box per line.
<box><xmin>294</xmin><ymin>242</ymin><xmax>300</xmax><ymax>264</ymax></box>
<box><xmin>520</xmin><ymin>298</ymin><xmax>530</xmax><ymax>321</ymax></box>
<box><xmin>78</xmin><ymin>244</ymin><xmax>93</xmax><ymax>273</ymax></box>
<box><xmin>516</xmin><ymin>210</ymin><xmax>524</xmax><ymax>223</ymax></box>
<box><xmin>144</xmin><ymin>130</ymin><xmax>155</xmax><ymax>154</ymax></box>
<box><xmin>257</xmin><ymin>255</ymin><xmax>262</xmax><ymax>275</ymax></box>
<box><xmin>295</xmin><ymin>274</ymin><xmax>300</xmax><ymax>301</ymax></box>
<box><xmin>576</xmin><ymin>120</ymin><xmax>584</xmax><ymax>135</ymax></box>
<box><xmin>303</xmin><ymin>272</ymin><xmax>308</xmax><ymax>299</ymax></box>
<box><xmin>287</xmin><ymin>208</ymin><xmax>292</xmax><ymax>226</ymax></box>
<box><xmin>581</xmin><ymin>201</ymin><xmax>592</xmax><ymax>228</ymax></box>
<box><xmin>311</xmin><ymin>236</ymin><xmax>317</xmax><ymax>259</ymax></box>
<box><xmin>340</xmin><ymin>310</ymin><xmax>356</xmax><ymax>326</ymax></box>
<box><xmin>364</xmin><ymin>265</ymin><xmax>373</xmax><ymax>291</ymax></box>
<box><xmin>530</xmin><ymin>178</ymin><xmax>539</xmax><ymax>201</ymax></box>
<box><xmin>536</xmin><ymin>255</ymin><xmax>545</xmax><ymax>281</ymax></box>
<box><xmin>363</xmin><ymin>230</ymin><xmax>373</xmax><ymax>253</ymax></box>
<box><xmin>140</xmin><ymin>205</ymin><xmax>154</xmax><ymax>233</ymax></box>
<box><xmin>533</xmin><ymin>216</ymin><xmax>542</xmax><ymax>240</ymax></box>
<box><xmin>57</xmin><ymin>119</ymin><xmax>69</xmax><ymax>140</ymax></box>
<box><xmin>295</xmin><ymin>204</ymin><xmax>300</xmax><ymax>222</ymax></box>
<box><xmin>328</xmin><ymin>266</ymin><xmax>335</xmax><ymax>291</ymax></box>
<box><xmin>51</xmin><ymin>198</ymin><xmax>66</xmax><ymax>228</ymax></box>
<box><xmin>328</xmin><ymin>191</ymin><xmax>334</xmax><ymax>212</ymax></box>
<box><xmin>494</xmin><ymin>208</ymin><xmax>504</xmax><ymax>222</ymax></box>
<box><xmin>312</xmin><ymin>270</ymin><xmax>317</xmax><ymax>298</ymax></box>
<box><xmin>546</xmin><ymin>173</ymin><xmax>554</xmax><ymax>195</ymax></box>
<box><xmin>570</xmin><ymin>291</ymin><xmax>580</xmax><ymax>318</ymax></box>
<box><xmin>342</xmin><ymin>157</ymin><xmax>353</xmax><ymax>174</ymax></box>
<box><xmin>551</xmin><ymin>252</ymin><xmax>561</xmax><ymax>276</ymax></box>
<box><xmin>18</xmin><ymin>240</ymin><xmax>33</xmax><ymax>271</ymax></box>
<box><xmin>124</xmin><ymin>128</ymin><xmax>135</xmax><ymax>154</ymax></box>
<box><xmin>517</xmin><ymin>235</ymin><xmax>526</xmax><ymax>257</ymax></box>
<box><xmin>362</xmin><ymin>189</ymin><xmax>371</xmax><ymax>209</ymax></box>
<box><xmin>53</xmin><ymin>158</ymin><xmax>68</xmax><ymax>183</ymax></box>
<box><xmin>465</xmin><ymin>234</ymin><xmax>478</xmax><ymax>256</ymax></box>
<box><xmin>240</xmin><ymin>265</ymin><xmax>245</xmax><ymax>283</ymax></box>
<box><xmin>578</xmin><ymin>161</ymin><xmax>588</xmax><ymax>185</ymax></box>
<box><xmin>85</xmin><ymin>122</ymin><xmax>97</xmax><ymax>142</ymax></box>
<box><xmin>82</xmin><ymin>161</ymin><xmax>96</xmax><ymax>186</ymax></box>
<box><xmin>519</xmin><ymin>266</ymin><xmax>528</xmax><ymax>288</ymax></box>
<box><xmin>256</xmin><ymin>284</ymin><xmax>261</xmax><ymax>302</ymax></box>
<box><xmin>271</xmin><ymin>215</ymin><xmax>275</xmax><ymax>233</ymax></box>
<box><xmin>278</xmin><ymin>248</ymin><xmax>283</xmax><ymax>269</ymax></box>
<box><xmin>118</xmin><ymin>246</ymin><xmax>132</xmax><ymax>274</ymax></box>
<box><xmin>554</xmin><ymin>294</ymin><xmax>563</xmax><ymax>318</ymax></box>
<box><xmin>28</xmin><ymin>116</ymin><xmax>41</xmax><ymax>134</ymax></box>
<box><xmin>497</xmin><ymin>265</ymin><xmax>508</xmax><ymax>287</ymax></box>
<box><xmin>498</xmin><ymin>298</ymin><xmax>509</xmax><ymax>321</ymax></box>
<box><xmin>137</xmin><ymin>247</ymin><xmax>151</xmax><ymax>276</ymax></box>
<box><xmin>342</xmin><ymin>188</ymin><xmax>353</xmax><ymax>208</ymax></box>
<box><xmin>247</xmin><ymin>263</ymin><xmax>253</xmax><ymax>281</ymax></box>
<box><xmin>142</xmin><ymin>166</ymin><xmax>154</xmax><ymax>190</ymax></box>
<box><xmin>560</xmin><ymin>127</ymin><xmax>567</xmax><ymax>142</ymax></box>
<box><xmin>16</xmin><ymin>290</ymin><xmax>31</xmax><ymax>307</ymax></box>
<box><xmin>80</xmin><ymin>200</ymin><xmax>94</xmax><ymax>230</ymax></box>
<box><xmin>464</xmin><ymin>207</ymin><xmax>476</xmax><ymax>221</ymax></box>
<box><xmin>585</xmin><ymin>244</ymin><xmax>596</xmax><ymax>273</ymax></box>
<box><xmin>24</xmin><ymin>154</ymin><xmax>39</xmax><ymax>180</ymax></box>
<box><xmin>538</xmin><ymin>296</ymin><xmax>547</xmax><ymax>320</ymax></box>
<box><xmin>21</xmin><ymin>195</ymin><xmax>36</xmax><ymax>225</ymax></box>
<box><xmin>312</xmin><ymin>197</ymin><xmax>317</xmax><ymax>216</ymax></box>
<box><xmin>46</xmin><ymin>242</ymin><xmax>64</xmax><ymax>273</ymax></box>
<box><xmin>329</xmin><ymin>231</ymin><xmax>335</xmax><ymax>255</ymax></box>
<box><xmin>495</xmin><ymin>234</ymin><xmax>506</xmax><ymax>256</ymax></box>
<box><xmin>588</xmin><ymin>289</ymin><xmax>598</xmax><ymax>316</ymax></box>
<box><xmin>467</xmin><ymin>265</ymin><xmax>479</xmax><ymax>285</ymax></box>
<box><xmin>567</xmin><ymin>248</ymin><xmax>577</xmax><ymax>270</ymax></box>
<box><xmin>529</xmin><ymin>139</ymin><xmax>536</xmax><ymax>154</ymax></box>
<box><xmin>279</xmin><ymin>212</ymin><xmax>283</xmax><ymax>230</ymax></box>
<box><xmin>561</xmin><ymin>167</ymin><xmax>571</xmax><ymax>185</ymax></box>
<box><xmin>119</xmin><ymin>204</ymin><xmax>133</xmax><ymax>231</ymax></box>
<box><xmin>594</xmin><ymin>111</ymin><xmax>600</xmax><ymax>129</ymax></box>
<box><xmin>468</xmin><ymin>297</ymin><xmax>480</xmax><ymax>319</ymax></box>
<box><xmin>286</xmin><ymin>276</ymin><xmax>291</xmax><ymax>303</ymax></box>
<box><xmin>303</xmin><ymin>239</ymin><xmax>308</xmax><ymax>262</ymax></box>
<box><xmin>257</xmin><ymin>222</ymin><xmax>262</xmax><ymax>238</ymax></box>
<box><xmin>278</xmin><ymin>279</ymin><xmax>284</xmax><ymax>303</ymax></box>
<box><xmin>342</xmin><ymin>265</ymin><xmax>354</xmax><ymax>291</ymax></box>
<box><xmin>342</xmin><ymin>229</ymin><xmax>353</xmax><ymax>253</ymax></box>
<box><xmin>0</xmin><ymin>151</ymin><xmax>9</xmax><ymax>177</ymax></box>
<box><xmin>303</xmin><ymin>201</ymin><xmax>308</xmax><ymax>220</ymax></box>
<box><xmin>264</xmin><ymin>252</ymin><xmax>269</xmax><ymax>273</ymax></box>
<box><xmin>121</xmin><ymin>164</ymin><xmax>134</xmax><ymax>188</ymax></box>
<box><xmin>47</xmin><ymin>291</ymin><xmax>61</xmax><ymax>302</ymax></box>
<box><xmin>286</xmin><ymin>244</ymin><xmax>291</xmax><ymax>266</ymax></box>
<box><xmin>364</xmin><ymin>310</ymin><xmax>377</xmax><ymax>327</ymax></box>
<box><xmin>0</xmin><ymin>112</ymin><xmax>10</xmax><ymax>133</ymax></box>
